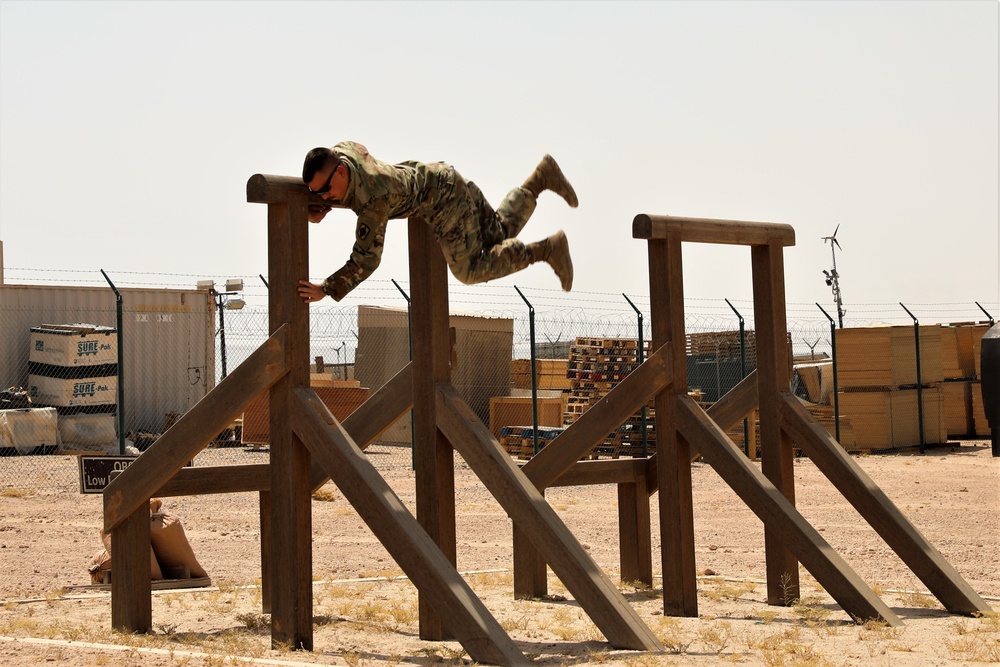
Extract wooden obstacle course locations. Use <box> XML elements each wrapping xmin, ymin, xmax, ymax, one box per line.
<box><xmin>102</xmin><ymin>176</ymin><xmax>991</xmax><ymax>666</ymax></box>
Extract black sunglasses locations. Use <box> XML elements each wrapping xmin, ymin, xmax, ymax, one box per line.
<box><xmin>308</xmin><ymin>165</ymin><xmax>337</xmax><ymax>195</ymax></box>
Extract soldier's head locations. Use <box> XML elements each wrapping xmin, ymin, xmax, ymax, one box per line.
<box><xmin>303</xmin><ymin>147</ymin><xmax>348</xmax><ymax>200</ymax></box>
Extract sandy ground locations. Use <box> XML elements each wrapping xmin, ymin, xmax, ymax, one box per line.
<box><xmin>0</xmin><ymin>440</ymin><xmax>997</xmax><ymax>666</ymax></box>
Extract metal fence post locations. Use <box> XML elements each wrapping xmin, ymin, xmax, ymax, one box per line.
<box><xmin>816</xmin><ymin>303</ymin><xmax>841</xmax><ymax>444</ymax></box>
<box><xmin>976</xmin><ymin>301</ymin><xmax>995</xmax><ymax>327</ymax></box>
<box><xmin>514</xmin><ymin>286</ymin><xmax>539</xmax><ymax>455</ymax></box>
<box><xmin>100</xmin><ymin>269</ymin><xmax>126</xmax><ymax>455</ymax></box>
<box><xmin>623</xmin><ymin>293</ymin><xmax>648</xmax><ymax>457</ymax></box>
<box><xmin>725</xmin><ymin>299</ymin><xmax>750</xmax><ymax>457</ymax></box>
<box><xmin>392</xmin><ymin>279</ymin><xmax>416</xmax><ymax>467</ymax></box>
<box><xmin>899</xmin><ymin>303</ymin><xmax>925</xmax><ymax>453</ymax></box>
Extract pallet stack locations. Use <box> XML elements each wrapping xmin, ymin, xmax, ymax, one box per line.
<box><xmin>564</xmin><ymin>337</ymin><xmax>654</xmax><ymax>459</ymax></box>
<box><xmin>835</xmin><ymin>325</ymin><xmax>947</xmax><ymax>450</ymax></box>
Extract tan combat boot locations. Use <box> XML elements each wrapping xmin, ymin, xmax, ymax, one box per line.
<box><xmin>522</xmin><ymin>155</ymin><xmax>579</xmax><ymax>208</ymax></box>
<box><xmin>529</xmin><ymin>230</ymin><xmax>574</xmax><ymax>291</ymax></box>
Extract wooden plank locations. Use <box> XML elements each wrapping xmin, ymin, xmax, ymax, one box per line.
<box><xmin>156</xmin><ymin>465</ymin><xmax>270</xmax><ymax>496</ymax></box>
<box><xmin>674</xmin><ymin>395</ymin><xmax>902</xmax><ymax>626</ymax></box>
<box><xmin>408</xmin><ymin>218</ymin><xmax>456</xmax><ymax>640</ymax></box>
<box><xmin>549</xmin><ymin>458</ymin><xmax>651</xmax><ymax>487</ymax></box>
<box><xmin>309</xmin><ymin>363</ymin><xmax>414</xmax><ymax>491</ymax></box>
<box><xmin>778</xmin><ymin>393</ymin><xmax>992</xmax><ymax>615</ymax></box>
<box><xmin>633</xmin><ymin>214</ymin><xmax>795</xmax><ymax>247</ymax></box>
<box><xmin>104</xmin><ymin>328</ymin><xmax>289</xmax><ymax>532</ymax></box>
<box><xmin>436</xmin><ymin>384</ymin><xmax>663</xmax><ymax>652</ymax></box>
<box><xmin>751</xmin><ymin>242</ymin><xmax>799</xmax><ymax>605</ymax></box>
<box><xmin>110</xmin><ymin>507</ymin><xmax>152</xmax><ymax>632</ymax></box>
<box><xmin>267</xmin><ymin>195</ymin><xmax>313</xmax><ymax>651</ymax></box>
<box><xmin>522</xmin><ymin>344</ymin><xmax>673</xmax><ymax>489</ymax></box>
<box><xmin>649</xmin><ymin>234</ymin><xmax>699</xmax><ymax>617</ymax></box>
<box><xmin>290</xmin><ymin>388</ymin><xmax>527</xmax><ymax>666</ymax></box>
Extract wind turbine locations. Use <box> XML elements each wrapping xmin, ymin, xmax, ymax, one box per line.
<box><xmin>821</xmin><ymin>225</ymin><xmax>846</xmax><ymax>328</ymax></box>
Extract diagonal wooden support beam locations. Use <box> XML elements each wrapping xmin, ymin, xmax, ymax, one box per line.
<box><xmin>289</xmin><ymin>388</ymin><xmax>527</xmax><ymax>667</ymax></box>
<box><xmin>674</xmin><ymin>394</ymin><xmax>902</xmax><ymax>626</ymax></box>
<box><xmin>778</xmin><ymin>393</ymin><xmax>993</xmax><ymax>615</ymax></box>
<box><xmin>436</xmin><ymin>384</ymin><xmax>664</xmax><ymax>652</ymax></box>
<box><xmin>309</xmin><ymin>362</ymin><xmax>414</xmax><ymax>491</ymax></box>
<box><xmin>523</xmin><ymin>343</ymin><xmax>673</xmax><ymax>490</ymax></box>
<box><xmin>104</xmin><ymin>326</ymin><xmax>290</xmax><ymax>532</ymax></box>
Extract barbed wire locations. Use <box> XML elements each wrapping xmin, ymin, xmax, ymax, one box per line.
<box><xmin>4</xmin><ymin>267</ymin><xmax>996</xmax><ymax>329</ymax></box>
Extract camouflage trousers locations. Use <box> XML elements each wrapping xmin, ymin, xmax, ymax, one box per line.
<box><xmin>427</xmin><ymin>169</ymin><xmax>538</xmax><ymax>285</ymax></box>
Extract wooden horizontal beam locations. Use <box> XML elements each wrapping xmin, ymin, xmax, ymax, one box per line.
<box><xmin>156</xmin><ymin>465</ymin><xmax>270</xmax><ymax>496</ymax></box>
<box><xmin>633</xmin><ymin>214</ymin><xmax>795</xmax><ymax>247</ymax></box>
<box><xmin>104</xmin><ymin>327</ymin><xmax>289</xmax><ymax>532</ymax></box>
<box><xmin>247</xmin><ymin>173</ymin><xmax>345</xmax><ymax>206</ymax></box>
<box><xmin>778</xmin><ymin>393</ymin><xmax>993</xmax><ymax>616</ymax></box>
<box><xmin>549</xmin><ymin>458</ymin><xmax>652</xmax><ymax>487</ymax></box>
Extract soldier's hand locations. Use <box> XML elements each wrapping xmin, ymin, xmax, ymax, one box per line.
<box><xmin>307</xmin><ymin>204</ymin><xmax>333</xmax><ymax>223</ymax></box>
<box><xmin>298</xmin><ymin>280</ymin><xmax>326</xmax><ymax>304</ymax></box>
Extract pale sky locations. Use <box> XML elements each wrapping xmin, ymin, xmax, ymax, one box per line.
<box><xmin>1</xmin><ymin>1</ymin><xmax>997</xmax><ymax>324</ymax></box>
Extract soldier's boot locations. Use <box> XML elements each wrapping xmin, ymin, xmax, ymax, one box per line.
<box><xmin>522</xmin><ymin>155</ymin><xmax>579</xmax><ymax>208</ymax></box>
<box><xmin>528</xmin><ymin>230</ymin><xmax>574</xmax><ymax>291</ymax></box>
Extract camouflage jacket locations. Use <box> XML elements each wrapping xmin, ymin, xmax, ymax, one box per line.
<box><xmin>321</xmin><ymin>141</ymin><xmax>455</xmax><ymax>301</ymax></box>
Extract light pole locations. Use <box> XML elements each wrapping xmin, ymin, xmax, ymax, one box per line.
<box><xmin>201</xmin><ymin>279</ymin><xmax>245</xmax><ymax>380</ymax></box>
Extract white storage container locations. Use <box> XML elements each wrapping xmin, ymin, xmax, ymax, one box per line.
<box><xmin>30</xmin><ymin>324</ymin><xmax>117</xmax><ymax>367</ymax></box>
<box><xmin>0</xmin><ymin>407</ymin><xmax>59</xmax><ymax>454</ymax></box>
<box><xmin>58</xmin><ymin>413</ymin><xmax>118</xmax><ymax>448</ymax></box>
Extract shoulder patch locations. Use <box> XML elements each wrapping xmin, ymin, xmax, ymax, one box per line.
<box><xmin>358</xmin><ymin>223</ymin><xmax>370</xmax><ymax>240</ymax></box>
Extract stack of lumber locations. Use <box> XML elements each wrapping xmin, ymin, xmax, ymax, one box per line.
<box><xmin>796</xmin><ymin>398</ymin><xmax>858</xmax><ymax>451</ymax></box>
<box><xmin>834</xmin><ymin>325</ymin><xmax>947</xmax><ymax>450</ymax></box>
<box><xmin>972</xmin><ymin>382</ymin><xmax>988</xmax><ymax>436</ymax></box>
<box><xmin>939</xmin><ymin>322</ymin><xmax>991</xmax><ymax>437</ymax></box>
<box><xmin>510</xmin><ymin>358</ymin><xmax>571</xmax><ymax>391</ymax></box>
<box><xmin>488</xmin><ymin>396</ymin><xmax>564</xmax><ymax>438</ymax></box>
<box><xmin>836</xmin><ymin>325</ymin><xmax>943</xmax><ymax>388</ymax></box>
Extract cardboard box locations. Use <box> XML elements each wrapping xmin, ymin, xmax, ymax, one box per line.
<box><xmin>28</xmin><ymin>373</ymin><xmax>118</xmax><ymax>407</ymax></box>
<box><xmin>30</xmin><ymin>324</ymin><xmax>117</xmax><ymax>367</ymax></box>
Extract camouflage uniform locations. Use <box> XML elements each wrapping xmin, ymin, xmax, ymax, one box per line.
<box><xmin>321</xmin><ymin>141</ymin><xmax>538</xmax><ymax>301</ymax></box>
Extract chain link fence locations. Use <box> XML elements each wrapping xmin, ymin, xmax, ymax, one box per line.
<box><xmin>1</xmin><ymin>277</ymin><xmax>996</xmax><ymax>490</ymax></box>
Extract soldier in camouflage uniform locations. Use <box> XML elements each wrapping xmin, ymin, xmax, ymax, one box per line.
<box><xmin>296</xmin><ymin>141</ymin><xmax>577</xmax><ymax>303</ymax></box>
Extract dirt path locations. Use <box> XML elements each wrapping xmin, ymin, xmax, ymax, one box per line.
<box><xmin>1</xmin><ymin>441</ymin><xmax>997</xmax><ymax>665</ymax></box>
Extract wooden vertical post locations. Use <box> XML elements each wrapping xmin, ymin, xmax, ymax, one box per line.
<box><xmin>408</xmin><ymin>218</ymin><xmax>457</xmax><ymax>640</ymax></box>
<box><xmin>617</xmin><ymin>473</ymin><xmax>653</xmax><ymax>586</ymax></box>
<box><xmin>110</xmin><ymin>507</ymin><xmax>152</xmax><ymax>632</ymax></box>
<box><xmin>259</xmin><ymin>490</ymin><xmax>271</xmax><ymax>613</ymax></box>
<box><xmin>648</xmin><ymin>234</ymin><xmax>698</xmax><ymax>616</ymax></box>
<box><xmin>751</xmin><ymin>242</ymin><xmax>799</xmax><ymax>605</ymax></box>
<box><xmin>267</xmin><ymin>198</ymin><xmax>313</xmax><ymax>650</ymax></box>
